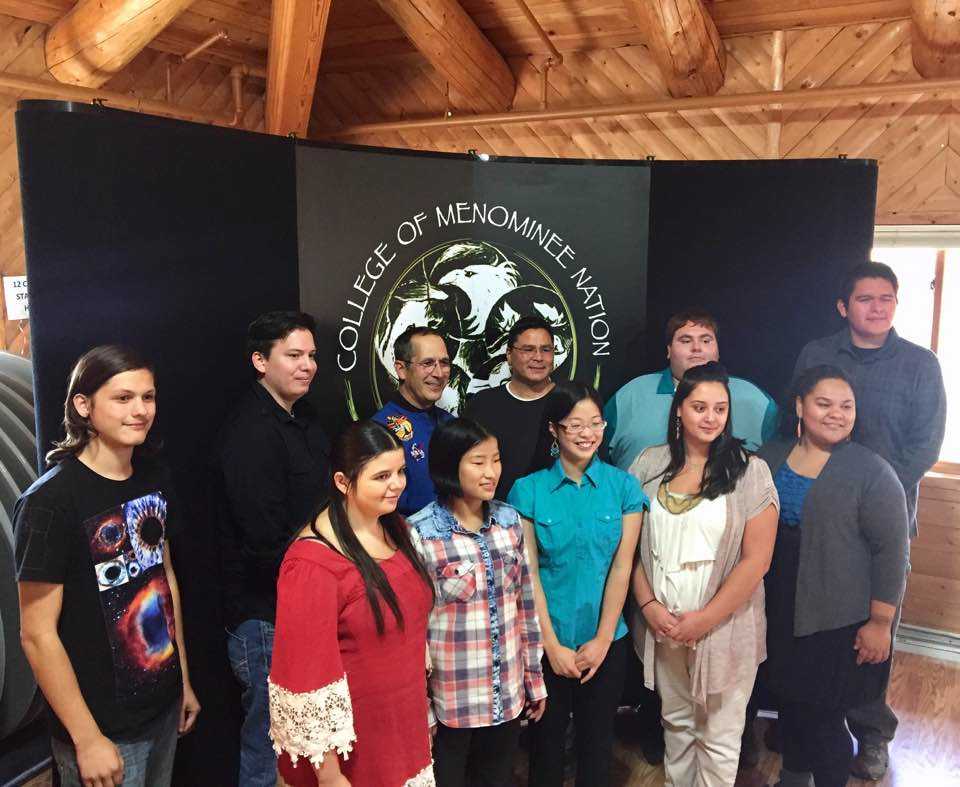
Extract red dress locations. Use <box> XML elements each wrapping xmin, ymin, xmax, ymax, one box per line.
<box><xmin>269</xmin><ymin>538</ymin><xmax>435</xmax><ymax>786</ymax></box>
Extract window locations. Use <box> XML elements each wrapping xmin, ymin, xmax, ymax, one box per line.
<box><xmin>872</xmin><ymin>232</ymin><xmax>958</xmax><ymax>470</ymax></box>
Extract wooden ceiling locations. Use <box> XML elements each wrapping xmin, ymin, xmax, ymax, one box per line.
<box><xmin>0</xmin><ymin>0</ymin><xmax>913</xmax><ymax>75</ymax></box>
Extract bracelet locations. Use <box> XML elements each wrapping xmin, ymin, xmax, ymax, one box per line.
<box><xmin>639</xmin><ymin>598</ymin><xmax>658</xmax><ymax>612</ymax></box>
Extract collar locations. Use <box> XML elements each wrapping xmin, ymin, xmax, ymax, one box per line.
<box><xmin>389</xmin><ymin>389</ymin><xmax>440</xmax><ymax>415</ymax></box>
<box><xmin>837</xmin><ymin>327</ymin><xmax>901</xmax><ymax>362</ymax></box>
<box><xmin>656</xmin><ymin>367</ymin><xmax>676</xmax><ymax>395</ymax></box>
<box><xmin>251</xmin><ymin>380</ymin><xmax>309</xmax><ymax>426</ymax></box>
<box><xmin>426</xmin><ymin>501</ymin><xmax>497</xmax><ymax>536</ymax></box>
<box><xmin>549</xmin><ymin>455</ymin><xmax>601</xmax><ymax>490</ymax></box>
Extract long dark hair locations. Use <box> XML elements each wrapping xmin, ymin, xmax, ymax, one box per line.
<box><xmin>46</xmin><ymin>345</ymin><xmax>158</xmax><ymax>466</ymax></box>
<box><xmin>780</xmin><ymin>364</ymin><xmax>856</xmax><ymax>439</ymax></box>
<box><xmin>661</xmin><ymin>361</ymin><xmax>748</xmax><ymax>499</ymax></box>
<box><xmin>309</xmin><ymin>420</ymin><xmax>433</xmax><ymax>634</ymax></box>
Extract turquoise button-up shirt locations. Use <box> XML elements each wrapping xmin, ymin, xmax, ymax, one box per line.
<box><xmin>604</xmin><ymin>367</ymin><xmax>779</xmax><ymax>471</ymax></box>
<box><xmin>507</xmin><ymin>457</ymin><xmax>648</xmax><ymax>650</ymax></box>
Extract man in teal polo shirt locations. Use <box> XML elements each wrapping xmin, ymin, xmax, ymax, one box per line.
<box><xmin>604</xmin><ymin>309</ymin><xmax>778</xmax><ymax>471</ymax></box>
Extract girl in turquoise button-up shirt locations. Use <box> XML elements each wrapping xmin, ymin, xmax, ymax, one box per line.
<box><xmin>508</xmin><ymin>380</ymin><xmax>647</xmax><ymax>787</ymax></box>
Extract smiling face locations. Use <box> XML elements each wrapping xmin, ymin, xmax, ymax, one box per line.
<box><xmin>678</xmin><ymin>381</ymin><xmax>729</xmax><ymax>447</ymax></box>
<box><xmin>338</xmin><ymin>447</ymin><xmax>408</xmax><ymax>518</ymax></box>
<box><xmin>797</xmin><ymin>377</ymin><xmax>856</xmax><ymax>448</ymax></box>
<box><xmin>253</xmin><ymin>328</ymin><xmax>317</xmax><ymax>407</ymax></box>
<box><xmin>74</xmin><ymin>369</ymin><xmax>156</xmax><ymax>451</ymax></box>
<box><xmin>506</xmin><ymin>327</ymin><xmax>555</xmax><ymax>387</ymax></box>
<box><xmin>549</xmin><ymin>397</ymin><xmax>606</xmax><ymax>464</ymax></box>
<box><xmin>838</xmin><ymin>277</ymin><xmax>898</xmax><ymax>346</ymax></box>
<box><xmin>395</xmin><ymin>333</ymin><xmax>451</xmax><ymax>409</ymax></box>
<box><xmin>667</xmin><ymin>321</ymin><xmax>720</xmax><ymax>380</ymax></box>
<box><xmin>457</xmin><ymin>436</ymin><xmax>501</xmax><ymax>503</ymax></box>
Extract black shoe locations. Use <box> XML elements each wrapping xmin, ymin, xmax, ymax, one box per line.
<box><xmin>850</xmin><ymin>742</ymin><xmax>889</xmax><ymax>780</ymax></box>
<box><xmin>639</xmin><ymin>735</ymin><xmax>665</xmax><ymax>766</ymax></box>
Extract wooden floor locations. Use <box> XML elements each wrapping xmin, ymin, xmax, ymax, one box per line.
<box><xmin>26</xmin><ymin>653</ymin><xmax>960</xmax><ymax>787</ymax></box>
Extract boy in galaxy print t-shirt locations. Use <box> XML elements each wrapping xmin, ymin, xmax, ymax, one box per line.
<box><xmin>14</xmin><ymin>346</ymin><xmax>199</xmax><ymax>787</ymax></box>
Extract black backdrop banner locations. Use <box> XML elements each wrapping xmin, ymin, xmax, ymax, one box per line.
<box><xmin>297</xmin><ymin>146</ymin><xmax>650</xmax><ymax>428</ymax></box>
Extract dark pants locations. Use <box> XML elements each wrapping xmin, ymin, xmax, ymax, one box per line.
<box><xmin>433</xmin><ymin>717</ymin><xmax>522</xmax><ymax>787</ymax></box>
<box><xmin>529</xmin><ymin>637</ymin><xmax>628</xmax><ymax>787</ymax></box>
<box><xmin>780</xmin><ymin>700</ymin><xmax>853</xmax><ymax>787</ymax></box>
<box><xmin>846</xmin><ymin>603</ymin><xmax>903</xmax><ymax>746</ymax></box>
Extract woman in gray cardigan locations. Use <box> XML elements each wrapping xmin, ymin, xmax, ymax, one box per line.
<box><xmin>758</xmin><ymin>365</ymin><xmax>909</xmax><ymax>787</ymax></box>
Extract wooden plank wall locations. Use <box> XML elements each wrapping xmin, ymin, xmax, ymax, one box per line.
<box><xmin>908</xmin><ymin>475</ymin><xmax>960</xmax><ymax>633</ymax></box>
<box><xmin>0</xmin><ymin>13</ymin><xmax>267</xmax><ymax>354</ymax></box>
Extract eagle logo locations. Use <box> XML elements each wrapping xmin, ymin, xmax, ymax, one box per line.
<box><xmin>386</xmin><ymin>415</ymin><xmax>414</xmax><ymax>441</ymax></box>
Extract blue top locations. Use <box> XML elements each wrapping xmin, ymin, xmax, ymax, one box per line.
<box><xmin>603</xmin><ymin>367</ymin><xmax>778</xmax><ymax>471</ymax></box>
<box><xmin>773</xmin><ymin>463</ymin><xmax>814</xmax><ymax>528</ymax></box>
<box><xmin>372</xmin><ymin>393</ymin><xmax>453</xmax><ymax>516</ymax></box>
<box><xmin>507</xmin><ymin>457</ymin><xmax>648</xmax><ymax>649</ymax></box>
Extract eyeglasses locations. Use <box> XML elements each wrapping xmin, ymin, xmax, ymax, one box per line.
<box><xmin>511</xmin><ymin>344</ymin><xmax>555</xmax><ymax>357</ymax></box>
<box><xmin>556</xmin><ymin>420</ymin><xmax>607</xmax><ymax>434</ymax></box>
<box><xmin>403</xmin><ymin>358</ymin><xmax>452</xmax><ymax>372</ymax></box>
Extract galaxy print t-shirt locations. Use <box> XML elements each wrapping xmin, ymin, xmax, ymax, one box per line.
<box><xmin>14</xmin><ymin>456</ymin><xmax>182</xmax><ymax>741</ymax></box>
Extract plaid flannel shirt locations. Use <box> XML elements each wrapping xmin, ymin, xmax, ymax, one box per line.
<box><xmin>408</xmin><ymin>500</ymin><xmax>547</xmax><ymax>728</ymax></box>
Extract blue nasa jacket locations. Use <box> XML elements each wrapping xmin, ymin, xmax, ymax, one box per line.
<box><xmin>372</xmin><ymin>391</ymin><xmax>453</xmax><ymax>516</ymax></box>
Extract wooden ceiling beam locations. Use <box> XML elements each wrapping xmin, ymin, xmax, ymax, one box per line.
<box><xmin>709</xmin><ymin>0</ymin><xmax>910</xmax><ymax>35</ymax></box>
<box><xmin>45</xmin><ymin>0</ymin><xmax>195</xmax><ymax>87</ymax></box>
<box><xmin>265</xmin><ymin>0</ymin><xmax>333</xmax><ymax>135</ymax></box>
<box><xmin>912</xmin><ymin>0</ymin><xmax>960</xmax><ymax>76</ymax></box>
<box><xmin>623</xmin><ymin>0</ymin><xmax>725</xmax><ymax>97</ymax></box>
<box><xmin>371</xmin><ymin>0</ymin><xmax>515</xmax><ymax>112</ymax></box>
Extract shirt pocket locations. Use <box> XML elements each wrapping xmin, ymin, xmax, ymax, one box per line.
<box><xmin>437</xmin><ymin>560</ymin><xmax>479</xmax><ymax>603</ymax></box>
<box><xmin>595</xmin><ymin>511</ymin><xmax>623</xmax><ymax>554</ymax></box>
<box><xmin>534</xmin><ymin>515</ymin><xmax>572</xmax><ymax>558</ymax></box>
<box><xmin>495</xmin><ymin>549</ymin><xmax>522</xmax><ymax>592</ymax></box>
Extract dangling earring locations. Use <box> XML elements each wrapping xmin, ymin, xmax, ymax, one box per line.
<box><xmin>675</xmin><ymin>416</ymin><xmax>681</xmax><ymax>441</ymax></box>
<box><xmin>796</xmin><ymin>420</ymin><xmax>803</xmax><ymax>441</ymax></box>
<box><xmin>550</xmin><ymin>439</ymin><xmax>560</xmax><ymax>458</ymax></box>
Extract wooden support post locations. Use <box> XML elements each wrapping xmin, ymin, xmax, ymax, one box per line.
<box><xmin>266</xmin><ymin>0</ymin><xmax>333</xmax><ymax>136</ymax></box>
<box><xmin>623</xmin><ymin>0</ymin><xmax>726</xmax><ymax>97</ymax></box>
<box><xmin>372</xmin><ymin>0</ymin><xmax>516</xmax><ymax>113</ymax></box>
<box><xmin>912</xmin><ymin>0</ymin><xmax>960</xmax><ymax>76</ymax></box>
<box><xmin>766</xmin><ymin>30</ymin><xmax>785</xmax><ymax>159</ymax></box>
<box><xmin>45</xmin><ymin>0</ymin><xmax>196</xmax><ymax>87</ymax></box>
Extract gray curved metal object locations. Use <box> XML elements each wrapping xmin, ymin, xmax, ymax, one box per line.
<box><xmin>0</xmin><ymin>352</ymin><xmax>38</xmax><ymax>738</ymax></box>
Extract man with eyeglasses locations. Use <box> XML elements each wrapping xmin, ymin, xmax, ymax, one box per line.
<box><xmin>463</xmin><ymin>315</ymin><xmax>558</xmax><ymax>499</ymax></box>
<box><xmin>372</xmin><ymin>325</ymin><xmax>454</xmax><ymax>516</ymax></box>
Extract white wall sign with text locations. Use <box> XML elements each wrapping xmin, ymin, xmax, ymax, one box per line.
<box><xmin>3</xmin><ymin>276</ymin><xmax>28</xmax><ymax>320</ymax></box>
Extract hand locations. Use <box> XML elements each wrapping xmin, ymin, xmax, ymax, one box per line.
<box><xmin>179</xmin><ymin>683</ymin><xmax>201</xmax><ymax>735</ymax></box>
<box><xmin>664</xmin><ymin>610</ymin><xmax>713</xmax><ymax>648</ymax></box>
<box><xmin>641</xmin><ymin>600</ymin><xmax>680</xmax><ymax>638</ymax></box>
<box><xmin>545</xmin><ymin>643</ymin><xmax>581</xmax><ymax>679</ymax></box>
<box><xmin>854</xmin><ymin>620</ymin><xmax>892</xmax><ymax>665</ymax></box>
<box><xmin>575</xmin><ymin>637</ymin><xmax>612</xmax><ymax>683</ymax></box>
<box><xmin>75</xmin><ymin>733</ymin><xmax>124</xmax><ymax>787</ymax></box>
<box><xmin>525</xmin><ymin>697</ymin><xmax>547</xmax><ymax>722</ymax></box>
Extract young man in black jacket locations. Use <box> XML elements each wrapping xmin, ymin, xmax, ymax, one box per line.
<box><xmin>217</xmin><ymin>311</ymin><xmax>330</xmax><ymax>787</ymax></box>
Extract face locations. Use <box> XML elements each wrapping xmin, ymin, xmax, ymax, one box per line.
<box><xmin>337</xmin><ymin>448</ymin><xmax>407</xmax><ymax>517</ymax></box>
<box><xmin>550</xmin><ymin>397</ymin><xmax>606</xmax><ymax>463</ymax></box>
<box><xmin>797</xmin><ymin>378</ymin><xmax>855</xmax><ymax>447</ymax></box>
<box><xmin>678</xmin><ymin>381</ymin><xmax>729</xmax><ymax>446</ymax></box>
<box><xmin>395</xmin><ymin>334</ymin><xmax>451</xmax><ymax>408</ymax></box>
<box><xmin>253</xmin><ymin>328</ymin><xmax>317</xmax><ymax>404</ymax></box>
<box><xmin>457</xmin><ymin>436</ymin><xmax>501</xmax><ymax>502</ymax></box>
<box><xmin>667</xmin><ymin>321</ymin><xmax>720</xmax><ymax>380</ymax></box>
<box><xmin>74</xmin><ymin>369</ymin><xmax>156</xmax><ymax>450</ymax></box>
<box><xmin>506</xmin><ymin>328</ymin><xmax>555</xmax><ymax>386</ymax></box>
<box><xmin>838</xmin><ymin>277</ymin><xmax>898</xmax><ymax>342</ymax></box>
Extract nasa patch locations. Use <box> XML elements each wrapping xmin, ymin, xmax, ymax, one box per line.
<box><xmin>386</xmin><ymin>414</ymin><xmax>414</xmax><ymax>441</ymax></box>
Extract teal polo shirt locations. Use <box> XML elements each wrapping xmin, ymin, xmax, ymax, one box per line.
<box><xmin>604</xmin><ymin>367</ymin><xmax>779</xmax><ymax>471</ymax></box>
<box><xmin>507</xmin><ymin>458</ymin><xmax>647</xmax><ymax>650</ymax></box>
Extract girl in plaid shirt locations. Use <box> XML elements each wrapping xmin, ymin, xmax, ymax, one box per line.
<box><xmin>408</xmin><ymin>418</ymin><xmax>548</xmax><ymax>787</ymax></box>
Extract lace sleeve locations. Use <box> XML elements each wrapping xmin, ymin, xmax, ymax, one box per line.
<box><xmin>269</xmin><ymin>674</ymin><xmax>356</xmax><ymax>766</ymax></box>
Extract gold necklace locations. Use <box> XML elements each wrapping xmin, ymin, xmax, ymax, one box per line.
<box><xmin>657</xmin><ymin>481</ymin><xmax>704</xmax><ymax>515</ymax></box>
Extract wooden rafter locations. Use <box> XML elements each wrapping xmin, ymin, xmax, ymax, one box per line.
<box><xmin>372</xmin><ymin>0</ymin><xmax>515</xmax><ymax>113</ymax></box>
<box><xmin>912</xmin><ymin>0</ymin><xmax>960</xmax><ymax>77</ymax></box>
<box><xmin>265</xmin><ymin>0</ymin><xmax>332</xmax><ymax>135</ymax></box>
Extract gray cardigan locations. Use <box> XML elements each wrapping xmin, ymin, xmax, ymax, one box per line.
<box><xmin>758</xmin><ymin>439</ymin><xmax>909</xmax><ymax>637</ymax></box>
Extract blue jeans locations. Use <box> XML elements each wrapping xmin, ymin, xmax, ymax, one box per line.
<box><xmin>51</xmin><ymin>698</ymin><xmax>180</xmax><ymax>787</ymax></box>
<box><xmin>226</xmin><ymin>619</ymin><xmax>276</xmax><ymax>787</ymax></box>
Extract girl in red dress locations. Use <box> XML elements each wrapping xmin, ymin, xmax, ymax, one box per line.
<box><xmin>269</xmin><ymin>420</ymin><xmax>436</xmax><ymax>786</ymax></box>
